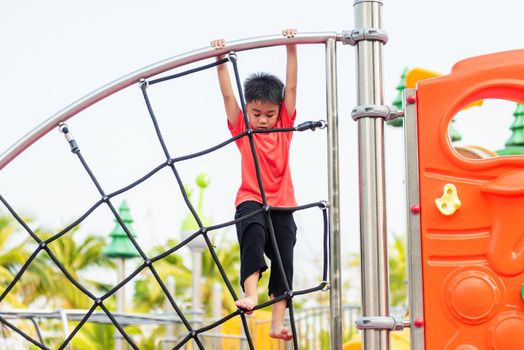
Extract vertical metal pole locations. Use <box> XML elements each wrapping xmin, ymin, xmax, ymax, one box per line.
<box><xmin>60</xmin><ymin>310</ymin><xmax>71</xmax><ymax>350</ymax></box>
<box><xmin>164</xmin><ymin>276</ymin><xmax>176</xmax><ymax>350</ymax></box>
<box><xmin>116</xmin><ymin>258</ymin><xmax>126</xmax><ymax>350</ymax></box>
<box><xmin>353</xmin><ymin>1</ymin><xmax>390</xmax><ymax>350</ymax></box>
<box><xmin>326</xmin><ymin>37</ymin><xmax>342</xmax><ymax>350</ymax></box>
<box><xmin>192</xmin><ymin>249</ymin><xmax>203</xmax><ymax>349</ymax></box>
<box><xmin>192</xmin><ymin>250</ymin><xmax>202</xmax><ymax>312</ymax></box>
<box><xmin>212</xmin><ymin>282</ymin><xmax>222</xmax><ymax>350</ymax></box>
<box><xmin>403</xmin><ymin>88</ymin><xmax>425</xmax><ymax>350</ymax></box>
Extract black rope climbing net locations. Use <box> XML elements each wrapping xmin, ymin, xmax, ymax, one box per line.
<box><xmin>0</xmin><ymin>52</ymin><xmax>330</xmax><ymax>350</ymax></box>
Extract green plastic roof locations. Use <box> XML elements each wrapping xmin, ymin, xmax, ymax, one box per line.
<box><xmin>497</xmin><ymin>104</ymin><xmax>524</xmax><ymax>155</ymax></box>
<box><xmin>450</xmin><ymin>120</ymin><xmax>462</xmax><ymax>142</ymax></box>
<box><xmin>387</xmin><ymin>67</ymin><xmax>408</xmax><ymax>128</ymax></box>
<box><xmin>102</xmin><ymin>200</ymin><xmax>140</xmax><ymax>259</ymax></box>
<box><xmin>505</xmin><ymin>104</ymin><xmax>524</xmax><ymax>147</ymax></box>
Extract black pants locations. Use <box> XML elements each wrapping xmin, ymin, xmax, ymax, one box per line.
<box><xmin>235</xmin><ymin>201</ymin><xmax>297</xmax><ymax>297</ymax></box>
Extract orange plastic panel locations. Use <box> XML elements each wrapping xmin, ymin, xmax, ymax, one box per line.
<box><xmin>416</xmin><ymin>49</ymin><xmax>524</xmax><ymax>349</ymax></box>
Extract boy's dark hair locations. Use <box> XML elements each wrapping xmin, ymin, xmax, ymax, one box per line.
<box><xmin>243</xmin><ymin>72</ymin><xmax>284</xmax><ymax>105</ymax></box>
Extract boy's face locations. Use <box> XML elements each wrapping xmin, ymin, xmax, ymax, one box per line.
<box><xmin>246</xmin><ymin>100</ymin><xmax>280</xmax><ymax>129</ymax></box>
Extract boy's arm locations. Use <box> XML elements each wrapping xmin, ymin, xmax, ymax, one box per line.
<box><xmin>211</xmin><ymin>39</ymin><xmax>241</xmax><ymax>126</ymax></box>
<box><xmin>282</xmin><ymin>29</ymin><xmax>298</xmax><ymax>116</ymax></box>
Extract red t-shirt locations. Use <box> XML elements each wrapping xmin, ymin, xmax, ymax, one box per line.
<box><xmin>228</xmin><ymin>104</ymin><xmax>297</xmax><ymax>207</ymax></box>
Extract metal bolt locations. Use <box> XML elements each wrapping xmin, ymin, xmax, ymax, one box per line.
<box><xmin>410</xmin><ymin>204</ymin><xmax>420</xmax><ymax>214</ymax></box>
<box><xmin>414</xmin><ymin>318</ymin><xmax>424</xmax><ymax>328</ymax></box>
<box><xmin>407</xmin><ymin>95</ymin><xmax>417</xmax><ymax>104</ymax></box>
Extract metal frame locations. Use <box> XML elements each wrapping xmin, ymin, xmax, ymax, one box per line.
<box><xmin>353</xmin><ymin>0</ymin><xmax>390</xmax><ymax>349</ymax></box>
<box><xmin>0</xmin><ymin>309</ymin><xmax>193</xmax><ymax>326</ymax></box>
<box><xmin>403</xmin><ymin>88</ymin><xmax>425</xmax><ymax>350</ymax></box>
<box><xmin>325</xmin><ymin>37</ymin><xmax>342</xmax><ymax>350</ymax></box>
<box><xmin>0</xmin><ymin>32</ymin><xmax>340</xmax><ymax>171</ymax></box>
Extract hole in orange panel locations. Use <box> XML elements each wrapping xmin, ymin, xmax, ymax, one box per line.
<box><xmin>450</xmin><ymin>99</ymin><xmax>523</xmax><ymax>159</ymax></box>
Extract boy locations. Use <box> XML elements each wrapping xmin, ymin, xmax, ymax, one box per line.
<box><xmin>211</xmin><ymin>28</ymin><xmax>298</xmax><ymax>341</ymax></box>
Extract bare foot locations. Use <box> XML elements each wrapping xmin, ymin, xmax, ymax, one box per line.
<box><xmin>235</xmin><ymin>295</ymin><xmax>258</xmax><ymax>315</ymax></box>
<box><xmin>269</xmin><ymin>324</ymin><xmax>293</xmax><ymax>341</ymax></box>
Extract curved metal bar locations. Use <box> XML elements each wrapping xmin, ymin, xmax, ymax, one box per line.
<box><xmin>0</xmin><ymin>31</ymin><xmax>340</xmax><ymax>171</ymax></box>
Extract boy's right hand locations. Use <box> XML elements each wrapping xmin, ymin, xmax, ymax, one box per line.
<box><xmin>210</xmin><ymin>39</ymin><xmax>226</xmax><ymax>49</ymax></box>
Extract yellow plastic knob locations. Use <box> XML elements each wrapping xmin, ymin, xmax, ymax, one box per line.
<box><xmin>435</xmin><ymin>183</ymin><xmax>461</xmax><ymax>216</ymax></box>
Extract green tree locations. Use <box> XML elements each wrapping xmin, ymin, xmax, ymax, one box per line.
<box><xmin>30</xmin><ymin>227</ymin><xmax>115</xmax><ymax>308</ymax></box>
<box><xmin>497</xmin><ymin>103</ymin><xmax>524</xmax><ymax>155</ymax></box>
<box><xmin>387</xmin><ymin>67</ymin><xmax>408</xmax><ymax>127</ymax></box>
<box><xmin>0</xmin><ymin>215</ymin><xmax>117</xmax><ymax>349</ymax></box>
<box><xmin>0</xmin><ymin>214</ymin><xmax>32</xmax><ymax>307</ymax></box>
<box><xmin>25</xmin><ymin>227</ymin><xmax>116</xmax><ymax>350</ymax></box>
<box><xmin>70</xmin><ymin>323</ymin><xmax>114</xmax><ymax>350</ymax></box>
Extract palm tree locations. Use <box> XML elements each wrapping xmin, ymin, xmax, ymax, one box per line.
<box><xmin>29</xmin><ymin>227</ymin><xmax>115</xmax><ymax>309</ymax></box>
<box><xmin>0</xmin><ymin>213</ymin><xmax>32</xmax><ymax>307</ymax></box>
<box><xmin>69</xmin><ymin>323</ymin><xmax>114</xmax><ymax>350</ymax></box>
<box><xmin>0</xmin><ymin>214</ymin><xmax>117</xmax><ymax>349</ymax></box>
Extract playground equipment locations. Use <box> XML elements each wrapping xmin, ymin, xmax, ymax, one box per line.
<box><xmin>407</xmin><ymin>48</ymin><xmax>524</xmax><ymax>350</ymax></box>
<box><xmin>0</xmin><ymin>32</ymin><xmax>334</xmax><ymax>350</ymax></box>
<box><xmin>1</xmin><ymin>0</ymin><xmax>524</xmax><ymax>349</ymax></box>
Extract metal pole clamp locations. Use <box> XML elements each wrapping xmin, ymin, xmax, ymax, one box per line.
<box><xmin>351</xmin><ymin>105</ymin><xmax>404</xmax><ymax>121</ymax></box>
<box><xmin>342</xmin><ymin>28</ymin><xmax>389</xmax><ymax>46</ymax></box>
<box><xmin>356</xmin><ymin>316</ymin><xmax>411</xmax><ymax>331</ymax></box>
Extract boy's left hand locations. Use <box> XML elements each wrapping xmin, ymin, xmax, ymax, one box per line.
<box><xmin>282</xmin><ymin>28</ymin><xmax>297</xmax><ymax>38</ymax></box>
<box><xmin>211</xmin><ymin>39</ymin><xmax>226</xmax><ymax>49</ymax></box>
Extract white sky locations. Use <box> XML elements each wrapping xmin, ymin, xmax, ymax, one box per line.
<box><xmin>1</xmin><ymin>0</ymin><xmax>523</xmax><ymax>297</ymax></box>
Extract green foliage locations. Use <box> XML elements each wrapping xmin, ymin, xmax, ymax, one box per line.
<box><xmin>133</xmin><ymin>234</ymin><xmax>246</xmax><ymax>316</ymax></box>
<box><xmin>70</xmin><ymin>322</ymin><xmax>115</xmax><ymax>350</ymax></box>
<box><xmin>0</xmin><ymin>212</ymin><xmax>120</xmax><ymax>349</ymax></box>
<box><xmin>0</xmin><ymin>214</ymin><xmax>32</xmax><ymax>307</ymax></box>
<box><xmin>131</xmin><ymin>324</ymin><xmax>169</xmax><ymax>349</ymax></box>
<box><xmin>133</xmin><ymin>239</ymin><xmax>192</xmax><ymax>312</ymax></box>
<box><xmin>0</xmin><ymin>209</ymin><xmax>324</xmax><ymax>349</ymax></box>
<box><xmin>201</xmin><ymin>234</ymin><xmax>242</xmax><ymax>314</ymax></box>
<box><xmin>27</xmin><ymin>227</ymin><xmax>115</xmax><ymax>308</ymax></box>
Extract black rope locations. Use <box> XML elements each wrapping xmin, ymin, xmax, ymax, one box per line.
<box><xmin>98</xmin><ymin>303</ymin><xmax>140</xmax><ymax>350</ymax></box>
<box><xmin>322</xmin><ymin>205</ymin><xmax>329</xmax><ymax>282</ymax></box>
<box><xmin>228</xmin><ymin>53</ymin><xmax>316</xmax><ymax>350</ymax></box>
<box><xmin>45</xmin><ymin>199</ymin><xmax>104</xmax><ymax>245</ymax></box>
<box><xmin>0</xmin><ymin>194</ymin><xmax>42</xmax><ymax>243</ymax></box>
<box><xmin>43</xmin><ymin>245</ymin><xmax>98</xmax><ymax>300</ymax></box>
<box><xmin>148</xmin><ymin>57</ymin><xmax>229</xmax><ymax>86</ymax></box>
<box><xmin>100</xmin><ymin>264</ymin><xmax>147</xmax><ymax>300</ymax></box>
<box><xmin>0</xmin><ymin>52</ymin><xmax>331</xmax><ymax>349</ymax></box>
<box><xmin>58</xmin><ymin>304</ymin><xmax>99</xmax><ymax>350</ymax></box>
<box><xmin>107</xmin><ymin>162</ymin><xmax>168</xmax><ymax>198</ymax></box>
<box><xmin>171</xmin><ymin>132</ymin><xmax>245</xmax><ymax>163</ymax></box>
<box><xmin>56</xmin><ymin>128</ymin><xmax>196</xmax><ymax>347</ymax></box>
<box><xmin>140</xmin><ymin>86</ymin><xmax>172</xmax><ymax>160</ymax></box>
<box><xmin>229</xmin><ymin>54</ymin><xmax>268</xmax><ymax>206</ymax></box>
<box><xmin>0</xmin><ymin>248</ymin><xmax>41</xmax><ymax>303</ymax></box>
<box><xmin>288</xmin><ymin>300</ymin><xmax>299</xmax><ymax>347</ymax></box>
